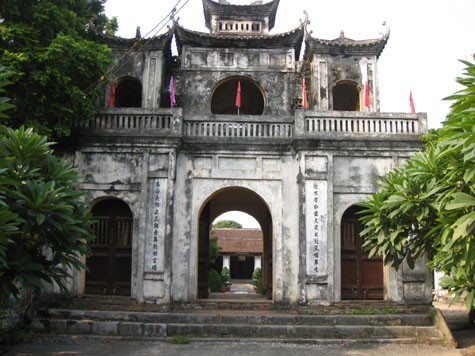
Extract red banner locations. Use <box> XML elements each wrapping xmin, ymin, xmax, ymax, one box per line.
<box><xmin>235</xmin><ymin>81</ymin><xmax>241</xmax><ymax>109</ymax></box>
<box><xmin>302</xmin><ymin>78</ymin><xmax>308</xmax><ymax>109</ymax></box>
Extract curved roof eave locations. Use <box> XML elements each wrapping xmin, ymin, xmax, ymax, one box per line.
<box><xmin>94</xmin><ymin>28</ymin><xmax>174</xmax><ymax>51</ymax></box>
<box><xmin>304</xmin><ymin>30</ymin><xmax>390</xmax><ymax>59</ymax></box>
<box><xmin>174</xmin><ymin>22</ymin><xmax>304</xmax><ymax>58</ymax></box>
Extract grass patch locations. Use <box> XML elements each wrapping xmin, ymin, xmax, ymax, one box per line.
<box><xmin>169</xmin><ymin>335</ymin><xmax>191</xmax><ymax>344</ymax></box>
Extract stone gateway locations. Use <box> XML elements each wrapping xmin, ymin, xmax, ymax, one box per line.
<box><xmin>60</xmin><ymin>0</ymin><xmax>431</xmax><ymax>306</ymax></box>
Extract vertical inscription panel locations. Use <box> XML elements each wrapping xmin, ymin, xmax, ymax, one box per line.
<box><xmin>145</xmin><ymin>178</ymin><xmax>168</xmax><ymax>273</ymax></box>
<box><xmin>305</xmin><ymin>180</ymin><xmax>328</xmax><ymax>276</ymax></box>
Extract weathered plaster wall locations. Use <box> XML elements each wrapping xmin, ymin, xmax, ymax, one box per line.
<box><xmin>170</xmin><ymin>150</ymin><xmax>300</xmax><ymax>304</ymax></box>
<box><xmin>178</xmin><ymin>47</ymin><xmax>296</xmax><ymax>116</ymax></box>
<box><xmin>107</xmin><ymin>49</ymin><xmax>165</xmax><ymax>109</ymax></box>
<box><xmin>70</xmin><ymin>146</ymin><xmax>177</xmax><ymax>303</ymax></box>
<box><xmin>310</xmin><ymin>54</ymin><xmax>380</xmax><ymax>111</ymax></box>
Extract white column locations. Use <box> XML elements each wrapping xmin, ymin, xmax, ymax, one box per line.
<box><xmin>254</xmin><ymin>256</ymin><xmax>262</xmax><ymax>270</ymax></box>
<box><xmin>223</xmin><ymin>255</ymin><xmax>231</xmax><ymax>270</ymax></box>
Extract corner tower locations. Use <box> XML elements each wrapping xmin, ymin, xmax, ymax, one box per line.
<box><xmin>304</xmin><ymin>27</ymin><xmax>389</xmax><ymax>112</ymax></box>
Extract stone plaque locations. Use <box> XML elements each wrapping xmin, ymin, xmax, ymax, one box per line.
<box><xmin>145</xmin><ymin>178</ymin><xmax>167</xmax><ymax>273</ymax></box>
<box><xmin>305</xmin><ymin>180</ymin><xmax>328</xmax><ymax>276</ymax></box>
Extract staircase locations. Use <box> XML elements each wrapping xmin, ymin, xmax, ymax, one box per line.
<box><xmin>31</xmin><ymin>296</ymin><xmax>447</xmax><ymax>345</ymax></box>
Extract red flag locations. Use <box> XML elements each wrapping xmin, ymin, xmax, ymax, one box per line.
<box><xmin>235</xmin><ymin>81</ymin><xmax>241</xmax><ymax>109</ymax></box>
<box><xmin>301</xmin><ymin>78</ymin><xmax>308</xmax><ymax>109</ymax></box>
<box><xmin>109</xmin><ymin>80</ymin><xmax>116</xmax><ymax>108</ymax></box>
<box><xmin>409</xmin><ymin>90</ymin><xmax>415</xmax><ymax>113</ymax></box>
<box><xmin>364</xmin><ymin>81</ymin><xmax>370</xmax><ymax>109</ymax></box>
<box><xmin>169</xmin><ymin>76</ymin><xmax>176</xmax><ymax>107</ymax></box>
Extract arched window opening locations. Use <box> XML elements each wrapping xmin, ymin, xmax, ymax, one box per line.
<box><xmin>115</xmin><ymin>77</ymin><xmax>142</xmax><ymax>108</ymax></box>
<box><xmin>211</xmin><ymin>77</ymin><xmax>264</xmax><ymax>115</ymax></box>
<box><xmin>333</xmin><ymin>81</ymin><xmax>360</xmax><ymax>111</ymax></box>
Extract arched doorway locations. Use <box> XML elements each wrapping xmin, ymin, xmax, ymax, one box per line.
<box><xmin>340</xmin><ymin>205</ymin><xmax>383</xmax><ymax>300</ymax></box>
<box><xmin>115</xmin><ymin>76</ymin><xmax>142</xmax><ymax>108</ymax></box>
<box><xmin>333</xmin><ymin>81</ymin><xmax>360</xmax><ymax>111</ymax></box>
<box><xmin>197</xmin><ymin>187</ymin><xmax>272</xmax><ymax>300</ymax></box>
<box><xmin>86</xmin><ymin>198</ymin><xmax>133</xmax><ymax>296</ymax></box>
<box><xmin>211</xmin><ymin>77</ymin><xmax>265</xmax><ymax>115</ymax></box>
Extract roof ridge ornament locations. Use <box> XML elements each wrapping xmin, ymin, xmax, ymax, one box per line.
<box><xmin>381</xmin><ymin>21</ymin><xmax>390</xmax><ymax>38</ymax></box>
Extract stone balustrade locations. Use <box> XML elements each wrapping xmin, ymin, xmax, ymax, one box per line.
<box><xmin>295</xmin><ymin>110</ymin><xmax>427</xmax><ymax>139</ymax></box>
<box><xmin>77</xmin><ymin>108</ymin><xmax>427</xmax><ymax>141</ymax></box>
<box><xmin>74</xmin><ymin>108</ymin><xmax>183</xmax><ymax>136</ymax></box>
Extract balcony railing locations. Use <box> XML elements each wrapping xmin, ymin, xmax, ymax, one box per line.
<box><xmin>295</xmin><ymin>111</ymin><xmax>427</xmax><ymax>139</ymax></box>
<box><xmin>76</xmin><ymin>108</ymin><xmax>427</xmax><ymax>142</ymax></box>
<box><xmin>184</xmin><ymin>115</ymin><xmax>293</xmax><ymax>139</ymax></box>
<box><xmin>74</xmin><ymin>108</ymin><xmax>182</xmax><ymax>136</ymax></box>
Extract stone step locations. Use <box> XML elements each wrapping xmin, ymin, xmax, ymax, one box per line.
<box><xmin>31</xmin><ymin>318</ymin><xmax>440</xmax><ymax>343</ymax></box>
<box><xmin>37</xmin><ymin>308</ymin><xmax>434</xmax><ymax>327</ymax></box>
<box><xmin>31</xmin><ymin>307</ymin><xmax>442</xmax><ymax>344</ymax></box>
<box><xmin>37</xmin><ymin>294</ymin><xmax>429</xmax><ymax>314</ymax></box>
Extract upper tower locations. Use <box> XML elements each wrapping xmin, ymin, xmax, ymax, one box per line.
<box><xmin>202</xmin><ymin>0</ymin><xmax>280</xmax><ymax>35</ymax></box>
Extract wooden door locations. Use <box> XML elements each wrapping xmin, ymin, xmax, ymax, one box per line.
<box><xmin>341</xmin><ymin>207</ymin><xmax>383</xmax><ymax>300</ymax></box>
<box><xmin>86</xmin><ymin>200</ymin><xmax>132</xmax><ymax>296</ymax></box>
<box><xmin>198</xmin><ymin>203</ymin><xmax>210</xmax><ymax>298</ymax></box>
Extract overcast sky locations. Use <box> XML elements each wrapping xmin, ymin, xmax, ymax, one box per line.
<box><xmin>105</xmin><ymin>0</ymin><xmax>474</xmax><ymax>227</ymax></box>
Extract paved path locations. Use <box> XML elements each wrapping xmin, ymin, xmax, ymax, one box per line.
<box><xmin>2</xmin><ymin>336</ymin><xmax>468</xmax><ymax>356</ymax></box>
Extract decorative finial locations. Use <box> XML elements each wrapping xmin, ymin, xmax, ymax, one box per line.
<box><xmin>381</xmin><ymin>21</ymin><xmax>390</xmax><ymax>36</ymax></box>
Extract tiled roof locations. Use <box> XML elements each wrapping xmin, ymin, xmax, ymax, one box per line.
<box><xmin>174</xmin><ymin>22</ymin><xmax>304</xmax><ymax>58</ymax></box>
<box><xmin>95</xmin><ymin>28</ymin><xmax>173</xmax><ymax>50</ymax></box>
<box><xmin>202</xmin><ymin>0</ymin><xmax>280</xmax><ymax>31</ymax></box>
<box><xmin>212</xmin><ymin>228</ymin><xmax>263</xmax><ymax>254</ymax></box>
<box><xmin>305</xmin><ymin>29</ymin><xmax>389</xmax><ymax>59</ymax></box>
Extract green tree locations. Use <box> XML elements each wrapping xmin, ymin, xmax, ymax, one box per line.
<box><xmin>0</xmin><ymin>65</ymin><xmax>14</xmax><ymax>119</ymax></box>
<box><xmin>358</xmin><ymin>59</ymin><xmax>475</xmax><ymax>319</ymax></box>
<box><xmin>212</xmin><ymin>220</ymin><xmax>243</xmax><ymax>229</ymax></box>
<box><xmin>0</xmin><ymin>0</ymin><xmax>116</xmax><ymax>138</ymax></box>
<box><xmin>0</xmin><ymin>125</ymin><xmax>95</xmax><ymax>306</ymax></box>
<box><xmin>209</xmin><ymin>236</ymin><xmax>222</xmax><ymax>265</ymax></box>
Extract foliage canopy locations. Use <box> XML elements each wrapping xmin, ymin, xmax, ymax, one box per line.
<box><xmin>0</xmin><ymin>0</ymin><xmax>116</xmax><ymax>138</ymax></box>
<box><xmin>359</xmin><ymin>60</ymin><xmax>475</xmax><ymax>312</ymax></box>
<box><xmin>0</xmin><ymin>125</ymin><xmax>96</xmax><ymax>305</ymax></box>
<box><xmin>212</xmin><ymin>220</ymin><xmax>243</xmax><ymax>229</ymax></box>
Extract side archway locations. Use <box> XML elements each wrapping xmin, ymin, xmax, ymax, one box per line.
<box><xmin>85</xmin><ymin>197</ymin><xmax>133</xmax><ymax>296</ymax></box>
<box><xmin>211</xmin><ymin>77</ymin><xmax>265</xmax><ymax>115</ymax></box>
<box><xmin>340</xmin><ymin>205</ymin><xmax>383</xmax><ymax>300</ymax></box>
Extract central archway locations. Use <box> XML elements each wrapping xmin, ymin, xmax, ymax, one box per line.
<box><xmin>197</xmin><ymin>187</ymin><xmax>273</xmax><ymax>300</ymax></box>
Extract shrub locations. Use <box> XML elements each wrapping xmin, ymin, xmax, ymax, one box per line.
<box><xmin>252</xmin><ymin>267</ymin><xmax>263</xmax><ymax>292</ymax></box>
<box><xmin>220</xmin><ymin>266</ymin><xmax>231</xmax><ymax>286</ymax></box>
<box><xmin>209</xmin><ymin>268</ymin><xmax>223</xmax><ymax>292</ymax></box>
